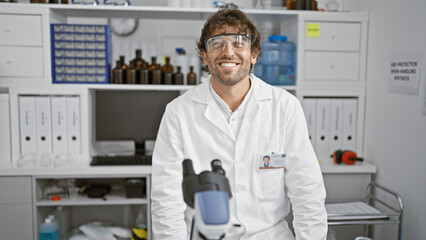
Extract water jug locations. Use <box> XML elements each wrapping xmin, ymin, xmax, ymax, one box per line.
<box><xmin>255</xmin><ymin>35</ymin><xmax>296</xmax><ymax>85</ymax></box>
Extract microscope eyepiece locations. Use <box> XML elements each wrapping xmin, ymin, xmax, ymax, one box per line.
<box><xmin>211</xmin><ymin>159</ymin><xmax>226</xmax><ymax>176</ymax></box>
<box><xmin>182</xmin><ymin>159</ymin><xmax>195</xmax><ymax>177</ymax></box>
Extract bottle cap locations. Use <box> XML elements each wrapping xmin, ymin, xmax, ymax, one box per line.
<box><xmin>176</xmin><ymin>48</ymin><xmax>184</xmax><ymax>53</ymax></box>
<box><xmin>268</xmin><ymin>35</ymin><xmax>287</xmax><ymax>42</ymax></box>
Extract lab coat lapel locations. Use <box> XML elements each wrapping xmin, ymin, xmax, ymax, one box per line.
<box><xmin>191</xmin><ymin>79</ymin><xmax>236</xmax><ymax>142</ymax></box>
<box><xmin>238</xmin><ymin>74</ymin><xmax>272</xmax><ymax>141</ymax></box>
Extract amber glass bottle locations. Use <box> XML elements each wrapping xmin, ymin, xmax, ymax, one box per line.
<box><xmin>112</xmin><ymin>60</ymin><xmax>124</xmax><ymax>84</ymax></box>
<box><xmin>132</xmin><ymin>49</ymin><xmax>147</xmax><ymax>69</ymax></box>
<box><xmin>119</xmin><ymin>56</ymin><xmax>128</xmax><ymax>83</ymax></box>
<box><xmin>173</xmin><ymin>66</ymin><xmax>184</xmax><ymax>85</ymax></box>
<box><xmin>130</xmin><ymin>49</ymin><xmax>147</xmax><ymax>84</ymax></box>
<box><xmin>161</xmin><ymin>57</ymin><xmax>174</xmax><ymax>84</ymax></box>
<box><xmin>148</xmin><ymin>57</ymin><xmax>161</xmax><ymax>84</ymax></box>
<box><xmin>187</xmin><ymin>66</ymin><xmax>197</xmax><ymax>85</ymax></box>
<box><xmin>127</xmin><ymin>62</ymin><xmax>137</xmax><ymax>84</ymax></box>
<box><xmin>139</xmin><ymin>64</ymin><xmax>149</xmax><ymax>84</ymax></box>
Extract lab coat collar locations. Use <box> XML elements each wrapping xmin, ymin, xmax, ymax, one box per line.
<box><xmin>191</xmin><ymin>73</ymin><xmax>273</xmax><ymax>104</ymax></box>
<box><xmin>191</xmin><ymin>74</ymin><xmax>272</xmax><ymax>142</ymax></box>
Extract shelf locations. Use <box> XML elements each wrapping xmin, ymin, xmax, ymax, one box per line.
<box><xmin>36</xmin><ymin>189</ymin><xmax>147</xmax><ymax>206</ymax></box>
<box><xmin>47</xmin><ymin>4</ymin><xmax>299</xmax><ymax>21</ymax></box>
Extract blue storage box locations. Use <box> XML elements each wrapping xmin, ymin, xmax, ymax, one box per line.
<box><xmin>51</xmin><ymin>23</ymin><xmax>111</xmax><ymax>84</ymax></box>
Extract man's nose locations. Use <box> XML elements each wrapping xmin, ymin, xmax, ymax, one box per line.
<box><xmin>222</xmin><ymin>41</ymin><xmax>236</xmax><ymax>56</ymax></box>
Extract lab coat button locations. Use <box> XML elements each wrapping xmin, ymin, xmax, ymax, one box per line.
<box><xmin>236</xmin><ymin>185</ymin><xmax>244</xmax><ymax>193</ymax></box>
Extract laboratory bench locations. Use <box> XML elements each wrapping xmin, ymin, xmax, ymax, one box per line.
<box><xmin>0</xmin><ymin>160</ymin><xmax>376</xmax><ymax>240</ymax></box>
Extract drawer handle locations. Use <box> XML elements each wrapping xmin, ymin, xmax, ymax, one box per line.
<box><xmin>330</xmin><ymin>64</ymin><xmax>335</xmax><ymax>69</ymax></box>
<box><xmin>331</xmin><ymin>35</ymin><xmax>336</xmax><ymax>40</ymax></box>
<box><xmin>4</xmin><ymin>28</ymin><xmax>12</xmax><ymax>33</ymax></box>
<box><xmin>6</xmin><ymin>59</ymin><xmax>14</xmax><ymax>64</ymax></box>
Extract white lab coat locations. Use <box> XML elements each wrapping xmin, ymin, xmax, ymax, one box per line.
<box><xmin>151</xmin><ymin>74</ymin><xmax>327</xmax><ymax>240</ymax></box>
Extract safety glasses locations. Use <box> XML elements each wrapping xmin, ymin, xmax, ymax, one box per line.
<box><xmin>205</xmin><ymin>33</ymin><xmax>252</xmax><ymax>53</ymax></box>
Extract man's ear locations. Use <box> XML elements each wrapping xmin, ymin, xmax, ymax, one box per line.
<box><xmin>201</xmin><ymin>50</ymin><xmax>208</xmax><ymax>66</ymax></box>
<box><xmin>251</xmin><ymin>50</ymin><xmax>258</xmax><ymax>65</ymax></box>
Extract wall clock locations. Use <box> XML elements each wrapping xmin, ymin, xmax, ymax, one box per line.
<box><xmin>109</xmin><ymin>18</ymin><xmax>138</xmax><ymax>37</ymax></box>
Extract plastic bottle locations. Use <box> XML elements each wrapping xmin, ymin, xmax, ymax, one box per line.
<box><xmin>256</xmin><ymin>35</ymin><xmax>296</xmax><ymax>85</ymax></box>
<box><xmin>47</xmin><ymin>214</ymin><xmax>59</xmax><ymax>238</ymax></box>
<box><xmin>131</xmin><ymin>206</ymin><xmax>148</xmax><ymax>240</ymax></box>
<box><xmin>39</xmin><ymin>218</ymin><xmax>59</xmax><ymax>240</ymax></box>
<box><xmin>174</xmin><ymin>48</ymin><xmax>189</xmax><ymax>84</ymax></box>
<box><xmin>187</xmin><ymin>66</ymin><xmax>197</xmax><ymax>85</ymax></box>
<box><xmin>55</xmin><ymin>206</ymin><xmax>69</xmax><ymax>239</ymax></box>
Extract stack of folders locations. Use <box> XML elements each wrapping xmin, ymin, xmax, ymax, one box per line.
<box><xmin>303</xmin><ymin>98</ymin><xmax>357</xmax><ymax>162</ymax></box>
<box><xmin>18</xmin><ymin>95</ymin><xmax>81</xmax><ymax>167</ymax></box>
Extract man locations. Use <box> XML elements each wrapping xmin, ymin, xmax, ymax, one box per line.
<box><xmin>151</xmin><ymin>8</ymin><xmax>327</xmax><ymax>240</ymax></box>
<box><xmin>263</xmin><ymin>155</ymin><xmax>271</xmax><ymax>167</ymax></box>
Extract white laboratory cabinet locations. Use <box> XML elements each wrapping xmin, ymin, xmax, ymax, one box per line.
<box><xmin>0</xmin><ymin>3</ymin><xmax>369</xmax><ymax>239</ymax></box>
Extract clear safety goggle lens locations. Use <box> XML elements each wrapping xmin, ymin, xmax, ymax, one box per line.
<box><xmin>205</xmin><ymin>33</ymin><xmax>252</xmax><ymax>53</ymax></box>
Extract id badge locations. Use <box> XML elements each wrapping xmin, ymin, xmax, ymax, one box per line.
<box><xmin>259</xmin><ymin>153</ymin><xmax>286</xmax><ymax>169</ymax></box>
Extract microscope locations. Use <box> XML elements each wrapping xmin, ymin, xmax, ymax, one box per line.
<box><xmin>182</xmin><ymin>159</ymin><xmax>232</xmax><ymax>240</ymax></box>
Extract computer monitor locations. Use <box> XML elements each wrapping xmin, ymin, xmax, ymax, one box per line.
<box><xmin>95</xmin><ymin>90</ymin><xmax>180</xmax><ymax>155</ymax></box>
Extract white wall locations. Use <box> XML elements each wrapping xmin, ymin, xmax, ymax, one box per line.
<box><xmin>362</xmin><ymin>0</ymin><xmax>426</xmax><ymax>239</ymax></box>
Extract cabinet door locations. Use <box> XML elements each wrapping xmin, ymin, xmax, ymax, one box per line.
<box><xmin>0</xmin><ymin>177</ymin><xmax>33</xmax><ymax>239</ymax></box>
<box><xmin>0</xmin><ymin>46</ymin><xmax>43</xmax><ymax>77</ymax></box>
<box><xmin>305</xmin><ymin>22</ymin><xmax>361</xmax><ymax>51</ymax></box>
<box><xmin>0</xmin><ymin>204</ymin><xmax>33</xmax><ymax>240</ymax></box>
<box><xmin>0</xmin><ymin>14</ymin><xmax>42</xmax><ymax>46</ymax></box>
<box><xmin>304</xmin><ymin>52</ymin><xmax>360</xmax><ymax>80</ymax></box>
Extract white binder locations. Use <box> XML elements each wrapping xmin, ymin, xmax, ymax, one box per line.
<box><xmin>328</xmin><ymin>99</ymin><xmax>344</xmax><ymax>156</ymax></box>
<box><xmin>314</xmin><ymin>98</ymin><xmax>330</xmax><ymax>160</ymax></box>
<box><xmin>302</xmin><ymin>98</ymin><xmax>317</xmax><ymax>148</ymax></box>
<box><xmin>0</xmin><ymin>94</ymin><xmax>11</xmax><ymax>166</ymax></box>
<box><xmin>35</xmin><ymin>96</ymin><xmax>52</xmax><ymax>154</ymax></box>
<box><xmin>342</xmin><ymin>98</ymin><xmax>357</xmax><ymax>151</ymax></box>
<box><xmin>51</xmin><ymin>96</ymin><xmax>68</xmax><ymax>154</ymax></box>
<box><xmin>66</xmin><ymin>96</ymin><xmax>81</xmax><ymax>154</ymax></box>
<box><xmin>18</xmin><ymin>96</ymin><xmax>37</xmax><ymax>154</ymax></box>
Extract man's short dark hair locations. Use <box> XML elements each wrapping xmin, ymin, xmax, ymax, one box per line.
<box><xmin>263</xmin><ymin>155</ymin><xmax>270</xmax><ymax>160</ymax></box>
<box><xmin>197</xmin><ymin>8</ymin><xmax>261</xmax><ymax>70</ymax></box>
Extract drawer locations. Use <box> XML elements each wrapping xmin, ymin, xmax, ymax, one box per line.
<box><xmin>304</xmin><ymin>52</ymin><xmax>360</xmax><ymax>80</ymax></box>
<box><xmin>305</xmin><ymin>22</ymin><xmax>361</xmax><ymax>51</ymax></box>
<box><xmin>0</xmin><ymin>177</ymin><xmax>32</xmax><ymax>204</ymax></box>
<box><xmin>0</xmin><ymin>46</ymin><xmax>43</xmax><ymax>77</ymax></box>
<box><xmin>0</xmin><ymin>14</ymin><xmax>42</xmax><ymax>46</ymax></box>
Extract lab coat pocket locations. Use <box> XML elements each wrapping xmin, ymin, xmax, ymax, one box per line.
<box><xmin>252</xmin><ymin>154</ymin><xmax>285</xmax><ymax>199</ymax></box>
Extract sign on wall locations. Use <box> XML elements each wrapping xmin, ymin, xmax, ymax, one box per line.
<box><xmin>388</xmin><ymin>51</ymin><xmax>422</xmax><ymax>95</ymax></box>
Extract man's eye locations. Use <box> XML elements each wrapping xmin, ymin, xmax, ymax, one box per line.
<box><xmin>211</xmin><ymin>40</ymin><xmax>223</xmax><ymax>48</ymax></box>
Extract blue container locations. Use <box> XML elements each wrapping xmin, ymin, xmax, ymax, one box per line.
<box><xmin>255</xmin><ymin>35</ymin><xmax>296</xmax><ymax>85</ymax></box>
<box><xmin>39</xmin><ymin>218</ymin><xmax>59</xmax><ymax>240</ymax></box>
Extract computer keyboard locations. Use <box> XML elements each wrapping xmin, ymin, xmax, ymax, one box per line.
<box><xmin>90</xmin><ymin>155</ymin><xmax>152</xmax><ymax>166</ymax></box>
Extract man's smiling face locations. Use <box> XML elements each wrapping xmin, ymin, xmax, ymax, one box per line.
<box><xmin>202</xmin><ymin>24</ymin><xmax>258</xmax><ymax>86</ymax></box>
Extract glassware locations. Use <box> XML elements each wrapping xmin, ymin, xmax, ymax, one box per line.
<box><xmin>161</xmin><ymin>57</ymin><xmax>174</xmax><ymax>85</ymax></box>
<box><xmin>112</xmin><ymin>60</ymin><xmax>124</xmax><ymax>84</ymax></box>
<box><xmin>187</xmin><ymin>66</ymin><xmax>197</xmax><ymax>85</ymax></box>
<box><xmin>173</xmin><ymin>66</ymin><xmax>184</xmax><ymax>85</ymax></box>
